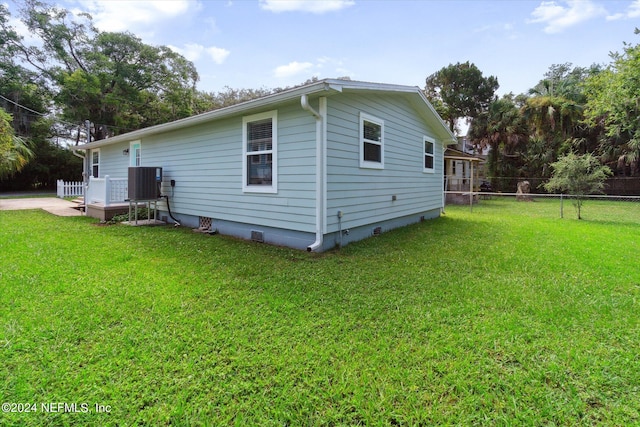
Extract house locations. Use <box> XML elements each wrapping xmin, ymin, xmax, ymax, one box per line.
<box><xmin>75</xmin><ymin>79</ymin><xmax>456</xmax><ymax>252</ymax></box>
<box><xmin>444</xmin><ymin>147</ymin><xmax>485</xmax><ymax>205</ymax></box>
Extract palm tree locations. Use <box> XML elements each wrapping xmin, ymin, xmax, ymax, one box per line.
<box><xmin>469</xmin><ymin>95</ymin><xmax>528</xmax><ymax>191</ymax></box>
<box><xmin>0</xmin><ymin>109</ymin><xmax>33</xmax><ymax>179</ymax></box>
<box><xmin>520</xmin><ymin>78</ymin><xmax>587</xmax><ymax>179</ymax></box>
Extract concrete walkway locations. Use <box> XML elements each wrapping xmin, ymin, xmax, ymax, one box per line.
<box><xmin>0</xmin><ymin>197</ymin><xmax>83</xmax><ymax>217</ymax></box>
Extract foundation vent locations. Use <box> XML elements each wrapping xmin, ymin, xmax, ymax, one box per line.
<box><xmin>373</xmin><ymin>226</ymin><xmax>382</xmax><ymax>236</ymax></box>
<box><xmin>199</xmin><ymin>216</ymin><xmax>212</xmax><ymax>230</ymax></box>
<box><xmin>251</xmin><ymin>230</ymin><xmax>264</xmax><ymax>243</ymax></box>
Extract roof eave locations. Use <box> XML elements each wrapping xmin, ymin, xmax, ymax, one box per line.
<box><xmin>76</xmin><ymin>80</ymin><xmax>338</xmax><ymax>150</ymax></box>
<box><xmin>75</xmin><ymin>78</ymin><xmax>457</xmax><ymax>149</ymax></box>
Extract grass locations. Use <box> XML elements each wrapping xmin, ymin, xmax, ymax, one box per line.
<box><xmin>1</xmin><ymin>198</ymin><xmax>639</xmax><ymax>426</ymax></box>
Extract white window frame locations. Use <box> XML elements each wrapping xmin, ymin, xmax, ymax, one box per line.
<box><xmin>423</xmin><ymin>136</ymin><xmax>435</xmax><ymax>173</ymax></box>
<box><xmin>91</xmin><ymin>149</ymin><xmax>100</xmax><ymax>177</ymax></box>
<box><xmin>359</xmin><ymin>112</ymin><xmax>384</xmax><ymax>169</ymax></box>
<box><xmin>242</xmin><ymin>110</ymin><xmax>278</xmax><ymax>193</ymax></box>
<box><xmin>130</xmin><ymin>140</ymin><xmax>141</xmax><ymax>167</ymax></box>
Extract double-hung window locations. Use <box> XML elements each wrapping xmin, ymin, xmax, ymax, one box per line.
<box><xmin>91</xmin><ymin>149</ymin><xmax>100</xmax><ymax>177</ymax></box>
<box><xmin>243</xmin><ymin>110</ymin><xmax>277</xmax><ymax>193</ymax></box>
<box><xmin>360</xmin><ymin>112</ymin><xmax>384</xmax><ymax>169</ymax></box>
<box><xmin>423</xmin><ymin>136</ymin><xmax>435</xmax><ymax>173</ymax></box>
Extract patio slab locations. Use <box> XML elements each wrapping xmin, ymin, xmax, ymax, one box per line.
<box><xmin>0</xmin><ymin>197</ymin><xmax>83</xmax><ymax>216</ymax></box>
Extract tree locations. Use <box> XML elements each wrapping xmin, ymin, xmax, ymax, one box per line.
<box><xmin>424</xmin><ymin>61</ymin><xmax>499</xmax><ymax>133</ymax></box>
<box><xmin>8</xmin><ymin>0</ymin><xmax>200</xmax><ymax>140</ymax></box>
<box><xmin>584</xmin><ymin>30</ymin><xmax>640</xmax><ymax>176</ymax></box>
<box><xmin>543</xmin><ymin>152</ymin><xmax>612</xmax><ymax>219</ymax></box>
<box><xmin>0</xmin><ymin>4</ymin><xmax>82</xmax><ymax>190</ymax></box>
<box><xmin>469</xmin><ymin>94</ymin><xmax>528</xmax><ymax>191</ymax></box>
<box><xmin>520</xmin><ymin>64</ymin><xmax>600</xmax><ymax>178</ymax></box>
<box><xmin>0</xmin><ymin>109</ymin><xmax>33</xmax><ymax>179</ymax></box>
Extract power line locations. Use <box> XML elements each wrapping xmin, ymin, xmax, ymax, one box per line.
<box><xmin>0</xmin><ymin>94</ymin><xmax>46</xmax><ymax>116</ymax></box>
<box><xmin>1</xmin><ymin>92</ymin><xmax>176</xmax><ymax>134</ymax></box>
<box><xmin>0</xmin><ymin>94</ymin><xmax>83</xmax><ymax>129</ymax></box>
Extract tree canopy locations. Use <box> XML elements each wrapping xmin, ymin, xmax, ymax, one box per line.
<box><xmin>466</xmin><ymin>30</ymin><xmax>640</xmax><ymax>192</ymax></box>
<box><xmin>424</xmin><ymin>61</ymin><xmax>499</xmax><ymax>132</ymax></box>
<box><xmin>8</xmin><ymin>0</ymin><xmax>200</xmax><ymax>140</ymax></box>
<box><xmin>583</xmin><ymin>29</ymin><xmax>640</xmax><ymax>175</ymax></box>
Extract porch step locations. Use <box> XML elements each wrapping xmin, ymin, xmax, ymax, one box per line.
<box><xmin>69</xmin><ymin>197</ymin><xmax>85</xmax><ymax>211</ymax></box>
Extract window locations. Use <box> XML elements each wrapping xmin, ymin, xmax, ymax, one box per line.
<box><xmin>423</xmin><ymin>136</ymin><xmax>435</xmax><ymax>173</ymax></box>
<box><xmin>243</xmin><ymin>110</ymin><xmax>277</xmax><ymax>193</ymax></box>
<box><xmin>360</xmin><ymin>112</ymin><xmax>384</xmax><ymax>169</ymax></box>
<box><xmin>91</xmin><ymin>149</ymin><xmax>100</xmax><ymax>177</ymax></box>
<box><xmin>130</xmin><ymin>141</ymin><xmax>141</xmax><ymax>167</ymax></box>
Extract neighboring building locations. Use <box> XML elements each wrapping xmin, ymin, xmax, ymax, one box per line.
<box><xmin>444</xmin><ymin>148</ymin><xmax>484</xmax><ymax>205</ymax></box>
<box><xmin>75</xmin><ymin>79</ymin><xmax>456</xmax><ymax>251</ymax></box>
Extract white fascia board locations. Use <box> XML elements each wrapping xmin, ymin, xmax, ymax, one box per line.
<box><xmin>327</xmin><ymin>79</ymin><xmax>418</xmax><ymax>93</ymax></box>
<box><xmin>445</xmin><ymin>155</ymin><xmax>483</xmax><ymax>162</ymax></box>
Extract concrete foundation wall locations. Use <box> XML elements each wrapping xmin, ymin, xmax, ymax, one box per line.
<box><xmin>158</xmin><ymin>207</ymin><xmax>441</xmax><ymax>252</ymax></box>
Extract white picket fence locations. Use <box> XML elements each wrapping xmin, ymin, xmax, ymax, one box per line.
<box><xmin>57</xmin><ymin>180</ymin><xmax>85</xmax><ymax>198</ymax></box>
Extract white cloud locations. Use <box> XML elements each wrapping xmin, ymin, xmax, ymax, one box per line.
<box><xmin>259</xmin><ymin>0</ymin><xmax>354</xmax><ymax>14</ymax></box>
<box><xmin>528</xmin><ymin>0</ymin><xmax>607</xmax><ymax>34</ymax></box>
<box><xmin>473</xmin><ymin>22</ymin><xmax>519</xmax><ymax>40</ymax></box>
<box><xmin>274</xmin><ymin>61</ymin><xmax>314</xmax><ymax>78</ymax></box>
<box><xmin>168</xmin><ymin>44</ymin><xmax>230</xmax><ymax>64</ymax></box>
<box><xmin>206</xmin><ymin>46</ymin><xmax>231</xmax><ymax>64</ymax></box>
<box><xmin>77</xmin><ymin>0</ymin><xmax>192</xmax><ymax>33</ymax></box>
<box><xmin>273</xmin><ymin>57</ymin><xmax>353</xmax><ymax>80</ymax></box>
<box><xmin>607</xmin><ymin>0</ymin><xmax>640</xmax><ymax>21</ymax></box>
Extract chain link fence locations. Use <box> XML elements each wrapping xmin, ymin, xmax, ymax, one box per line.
<box><xmin>445</xmin><ymin>190</ymin><xmax>640</xmax><ymax>220</ymax></box>
<box><xmin>477</xmin><ymin>177</ymin><xmax>640</xmax><ymax>196</ymax></box>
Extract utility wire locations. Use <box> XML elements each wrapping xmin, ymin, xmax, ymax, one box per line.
<box><xmin>0</xmin><ymin>94</ymin><xmax>46</xmax><ymax>116</ymax></box>
<box><xmin>1</xmin><ymin>93</ymin><xmax>176</xmax><ymax>134</ymax></box>
<box><xmin>0</xmin><ymin>93</ymin><xmax>114</xmax><ymax>132</ymax></box>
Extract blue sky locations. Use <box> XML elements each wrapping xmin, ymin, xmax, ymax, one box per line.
<box><xmin>7</xmin><ymin>0</ymin><xmax>640</xmax><ymax>96</ymax></box>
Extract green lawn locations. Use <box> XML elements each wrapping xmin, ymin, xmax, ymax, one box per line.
<box><xmin>1</xmin><ymin>199</ymin><xmax>639</xmax><ymax>426</ymax></box>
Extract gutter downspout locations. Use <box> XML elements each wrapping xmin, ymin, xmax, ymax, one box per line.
<box><xmin>302</xmin><ymin>94</ymin><xmax>326</xmax><ymax>252</ymax></box>
<box><xmin>442</xmin><ymin>145</ymin><xmax>447</xmax><ymax>215</ymax></box>
<box><xmin>72</xmin><ymin>149</ymin><xmax>87</xmax><ymax>181</ymax></box>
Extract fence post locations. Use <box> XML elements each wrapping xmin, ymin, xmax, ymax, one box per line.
<box><xmin>104</xmin><ymin>175</ymin><xmax>111</xmax><ymax>207</ymax></box>
<box><xmin>560</xmin><ymin>193</ymin><xmax>564</xmax><ymax>218</ymax></box>
<box><xmin>57</xmin><ymin>180</ymin><xmax>63</xmax><ymax>198</ymax></box>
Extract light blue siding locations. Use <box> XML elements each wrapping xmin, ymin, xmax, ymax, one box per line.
<box><xmin>96</xmin><ymin>142</ymin><xmax>130</xmax><ymax>178</ymax></box>
<box><xmin>129</xmin><ymin>100</ymin><xmax>317</xmax><ymax>233</ymax></box>
<box><xmin>325</xmin><ymin>92</ymin><xmax>444</xmax><ymax>232</ymax></box>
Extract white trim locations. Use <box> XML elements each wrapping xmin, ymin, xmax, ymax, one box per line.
<box><xmin>359</xmin><ymin>112</ymin><xmax>384</xmax><ymax>169</ymax></box>
<box><xmin>91</xmin><ymin>148</ymin><xmax>100</xmax><ymax>177</ymax></box>
<box><xmin>423</xmin><ymin>135</ymin><xmax>436</xmax><ymax>174</ymax></box>
<box><xmin>242</xmin><ymin>110</ymin><xmax>278</xmax><ymax>194</ymax></box>
<box><xmin>306</xmin><ymin>96</ymin><xmax>327</xmax><ymax>252</ymax></box>
<box><xmin>321</xmin><ymin>97</ymin><xmax>327</xmax><ymax>236</ymax></box>
<box><xmin>130</xmin><ymin>140</ymin><xmax>141</xmax><ymax>167</ymax></box>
